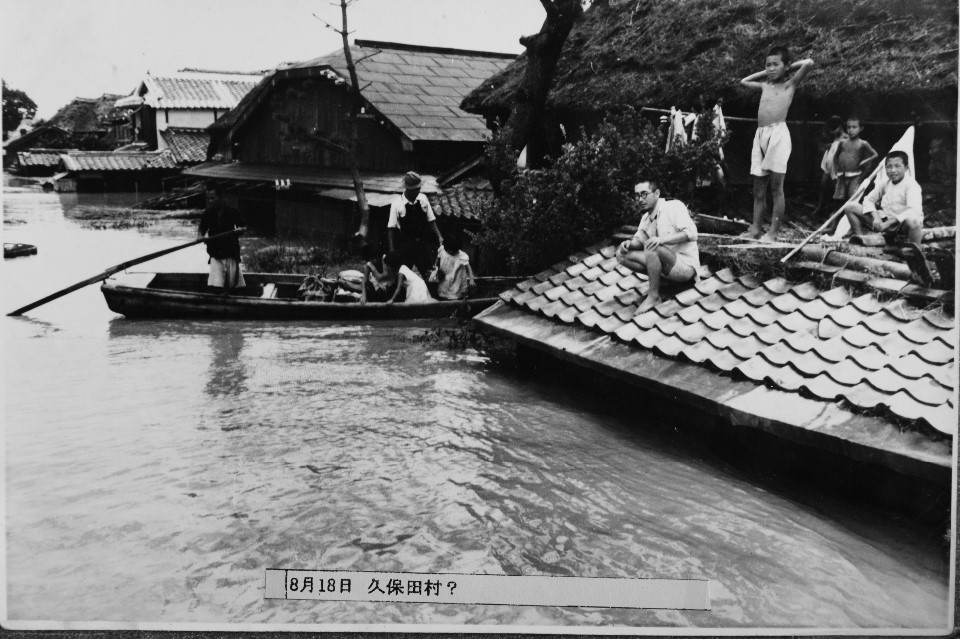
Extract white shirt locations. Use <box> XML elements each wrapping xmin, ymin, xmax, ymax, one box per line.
<box><xmin>437</xmin><ymin>249</ymin><xmax>472</xmax><ymax>300</ymax></box>
<box><xmin>388</xmin><ymin>193</ymin><xmax>436</xmax><ymax>230</ymax></box>
<box><xmin>398</xmin><ymin>265</ymin><xmax>434</xmax><ymax>304</ymax></box>
<box><xmin>862</xmin><ymin>174</ymin><xmax>923</xmax><ymax>224</ymax></box>
<box><xmin>633</xmin><ymin>198</ymin><xmax>700</xmax><ymax>270</ymax></box>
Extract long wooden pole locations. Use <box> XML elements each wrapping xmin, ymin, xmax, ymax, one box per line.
<box><xmin>779</xmin><ymin>162</ymin><xmax>884</xmax><ymax>264</ymax></box>
<box><xmin>7</xmin><ymin>228</ymin><xmax>245</xmax><ymax>317</ymax></box>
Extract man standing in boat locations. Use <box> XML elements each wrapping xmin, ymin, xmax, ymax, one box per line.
<box><xmin>199</xmin><ymin>184</ymin><xmax>245</xmax><ymax>293</ymax></box>
<box><xmin>387</xmin><ymin>171</ymin><xmax>444</xmax><ymax>278</ymax></box>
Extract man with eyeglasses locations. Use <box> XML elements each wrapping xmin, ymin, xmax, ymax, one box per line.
<box><xmin>615</xmin><ymin>178</ymin><xmax>699</xmax><ymax>315</ymax></box>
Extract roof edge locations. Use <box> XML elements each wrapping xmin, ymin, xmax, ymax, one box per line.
<box><xmin>353</xmin><ymin>39</ymin><xmax>516</xmax><ymax>59</ymax></box>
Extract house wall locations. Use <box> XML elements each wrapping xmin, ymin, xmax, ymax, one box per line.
<box><xmin>159</xmin><ymin>109</ymin><xmax>219</xmax><ymax>131</ymax></box>
<box><xmin>233</xmin><ymin>78</ymin><xmax>411</xmax><ymax>171</ymax></box>
<box><xmin>276</xmin><ymin>197</ymin><xmax>354</xmax><ymax>238</ymax></box>
<box><xmin>138</xmin><ymin>108</ymin><xmax>158</xmax><ymax>148</ymax></box>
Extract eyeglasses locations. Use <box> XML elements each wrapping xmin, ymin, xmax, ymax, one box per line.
<box><xmin>634</xmin><ymin>191</ymin><xmax>654</xmax><ymax>199</ymax></box>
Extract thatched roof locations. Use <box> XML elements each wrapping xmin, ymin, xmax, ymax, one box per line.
<box><xmin>461</xmin><ymin>0</ymin><xmax>958</xmax><ymax>120</ymax></box>
<box><xmin>48</xmin><ymin>94</ymin><xmax>126</xmax><ymax>133</ymax></box>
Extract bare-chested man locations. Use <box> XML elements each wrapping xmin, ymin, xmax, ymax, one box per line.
<box><xmin>740</xmin><ymin>46</ymin><xmax>814</xmax><ymax>241</ymax></box>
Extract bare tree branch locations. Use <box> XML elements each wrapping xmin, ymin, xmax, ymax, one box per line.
<box><xmin>312</xmin><ymin>12</ymin><xmax>344</xmax><ymax>34</ymax></box>
<box><xmin>353</xmin><ymin>50</ymin><xmax>381</xmax><ymax>65</ymax></box>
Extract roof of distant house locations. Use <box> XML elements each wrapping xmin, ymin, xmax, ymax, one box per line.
<box><xmin>211</xmin><ymin>40</ymin><xmax>515</xmax><ymax>143</ymax></box>
<box><xmin>160</xmin><ymin>127</ymin><xmax>210</xmax><ymax>164</ymax></box>
<box><xmin>47</xmin><ymin>94</ymin><xmax>127</xmax><ymax>133</ymax></box>
<box><xmin>16</xmin><ymin>151</ymin><xmax>62</xmax><ymax>167</ymax></box>
<box><xmin>60</xmin><ymin>150</ymin><xmax>178</xmax><ymax>171</ymax></box>
<box><xmin>116</xmin><ymin>70</ymin><xmax>265</xmax><ymax>110</ymax></box>
<box><xmin>427</xmin><ymin>180</ymin><xmax>492</xmax><ymax>221</ymax></box>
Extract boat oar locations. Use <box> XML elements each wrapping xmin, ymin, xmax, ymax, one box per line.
<box><xmin>7</xmin><ymin>228</ymin><xmax>245</xmax><ymax>317</ymax></box>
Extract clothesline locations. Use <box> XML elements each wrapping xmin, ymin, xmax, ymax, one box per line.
<box><xmin>639</xmin><ymin>106</ymin><xmax>957</xmax><ymax>127</ymax></box>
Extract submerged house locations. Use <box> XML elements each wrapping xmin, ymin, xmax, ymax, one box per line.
<box><xmin>115</xmin><ymin>69</ymin><xmax>264</xmax><ymax>165</ymax></box>
<box><xmin>461</xmin><ymin>0</ymin><xmax>958</xmax><ymax>187</ymax></box>
<box><xmin>190</xmin><ymin>40</ymin><xmax>513</xmax><ymax>243</ymax></box>
<box><xmin>476</xmin><ymin>230</ymin><xmax>956</xmax><ymax>518</ymax></box>
<box><xmin>52</xmin><ymin>149</ymin><xmax>180</xmax><ymax>193</ymax></box>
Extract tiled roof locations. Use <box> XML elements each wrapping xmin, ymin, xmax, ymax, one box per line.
<box><xmin>427</xmin><ymin>181</ymin><xmax>491</xmax><ymax>221</ymax></box>
<box><xmin>160</xmin><ymin>127</ymin><xmax>209</xmax><ymax>164</ymax></box>
<box><xmin>284</xmin><ymin>40</ymin><xmax>514</xmax><ymax>142</ymax></box>
<box><xmin>497</xmin><ymin>240</ymin><xmax>957</xmax><ymax>437</ymax></box>
<box><xmin>16</xmin><ymin>151</ymin><xmax>62</xmax><ymax>167</ymax></box>
<box><xmin>118</xmin><ymin>71</ymin><xmax>263</xmax><ymax>110</ymax></box>
<box><xmin>61</xmin><ymin>150</ymin><xmax>178</xmax><ymax>172</ymax></box>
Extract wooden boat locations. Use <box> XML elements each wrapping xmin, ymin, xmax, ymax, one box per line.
<box><xmin>4</xmin><ymin>243</ymin><xmax>38</xmax><ymax>258</ymax></box>
<box><xmin>101</xmin><ymin>271</ymin><xmax>515</xmax><ymax>320</ymax></box>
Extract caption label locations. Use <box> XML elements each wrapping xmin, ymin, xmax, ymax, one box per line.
<box><xmin>265</xmin><ymin>570</ymin><xmax>709</xmax><ymax>609</ymax></box>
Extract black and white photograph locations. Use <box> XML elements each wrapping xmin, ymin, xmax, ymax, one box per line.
<box><xmin>2</xmin><ymin>0</ymin><xmax>956</xmax><ymax>632</ymax></box>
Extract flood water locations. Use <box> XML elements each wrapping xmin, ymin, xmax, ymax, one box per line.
<box><xmin>2</xmin><ymin>175</ymin><xmax>952</xmax><ymax>630</ymax></box>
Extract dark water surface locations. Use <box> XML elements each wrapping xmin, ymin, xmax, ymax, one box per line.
<box><xmin>3</xmin><ymin>177</ymin><xmax>950</xmax><ymax>628</ymax></box>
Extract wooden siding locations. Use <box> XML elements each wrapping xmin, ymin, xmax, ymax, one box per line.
<box><xmin>233</xmin><ymin>78</ymin><xmax>409</xmax><ymax>171</ymax></box>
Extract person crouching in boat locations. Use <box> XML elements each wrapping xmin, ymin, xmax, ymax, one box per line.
<box><xmin>199</xmin><ymin>185</ymin><xmax>245</xmax><ymax>294</ymax></box>
<box><xmin>362</xmin><ymin>251</ymin><xmax>435</xmax><ymax>304</ymax></box>
<box><xmin>359</xmin><ymin>254</ymin><xmax>398</xmax><ymax>304</ymax></box>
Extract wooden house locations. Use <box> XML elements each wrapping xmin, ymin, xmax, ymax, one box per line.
<box><xmin>461</xmin><ymin>0</ymin><xmax>958</xmax><ymax>188</ymax></box>
<box><xmin>115</xmin><ymin>69</ymin><xmax>264</xmax><ymax>163</ymax></box>
<box><xmin>190</xmin><ymin>40</ymin><xmax>514</xmax><ymax>242</ymax></box>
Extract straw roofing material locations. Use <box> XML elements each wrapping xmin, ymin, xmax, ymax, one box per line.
<box><xmin>461</xmin><ymin>0</ymin><xmax>958</xmax><ymax>119</ymax></box>
<box><xmin>47</xmin><ymin>94</ymin><xmax>126</xmax><ymax>133</ymax></box>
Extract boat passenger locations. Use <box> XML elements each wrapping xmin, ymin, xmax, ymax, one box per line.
<box><xmin>360</xmin><ymin>255</ymin><xmax>399</xmax><ymax>303</ymax></box>
<box><xmin>387</xmin><ymin>171</ymin><xmax>444</xmax><ymax>279</ymax></box>
<box><xmin>434</xmin><ymin>235</ymin><xmax>475</xmax><ymax>300</ymax></box>
<box><xmin>383</xmin><ymin>251</ymin><xmax>434</xmax><ymax>305</ymax></box>
<box><xmin>198</xmin><ymin>185</ymin><xmax>245</xmax><ymax>293</ymax></box>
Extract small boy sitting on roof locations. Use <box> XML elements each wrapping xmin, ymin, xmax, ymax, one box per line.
<box><xmin>842</xmin><ymin>151</ymin><xmax>932</xmax><ymax>284</ymax></box>
<box><xmin>842</xmin><ymin>151</ymin><xmax>922</xmax><ymax>242</ymax></box>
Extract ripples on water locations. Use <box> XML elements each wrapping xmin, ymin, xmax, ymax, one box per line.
<box><xmin>2</xmin><ymin>179</ymin><xmax>951</xmax><ymax>628</ymax></box>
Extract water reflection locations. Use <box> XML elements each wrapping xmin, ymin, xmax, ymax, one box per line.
<box><xmin>205</xmin><ymin>330</ymin><xmax>248</xmax><ymax>400</ymax></box>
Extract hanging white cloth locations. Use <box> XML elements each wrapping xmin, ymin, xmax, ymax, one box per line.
<box><xmin>712</xmin><ymin>104</ymin><xmax>727</xmax><ymax>160</ymax></box>
<box><xmin>665</xmin><ymin>107</ymin><xmax>688</xmax><ymax>152</ymax></box>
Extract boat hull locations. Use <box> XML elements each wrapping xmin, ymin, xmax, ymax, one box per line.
<box><xmin>101</xmin><ymin>272</ymin><xmax>503</xmax><ymax>320</ymax></box>
<box><xmin>4</xmin><ymin>243</ymin><xmax>37</xmax><ymax>258</ymax></box>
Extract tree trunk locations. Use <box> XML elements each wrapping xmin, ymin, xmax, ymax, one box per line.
<box><xmin>501</xmin><ymin>0</ymin><xmax>582</xmax><ymax>169</ymax></box>
<box><xmin>339</xmin><ymin>0</ymin><xmax>371</xmax><ymax>243</ymax></box>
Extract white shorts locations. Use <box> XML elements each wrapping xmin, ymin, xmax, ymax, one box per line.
<box><xmin>751</xmin><ymin>122</ymin><xmax>792</xmax><ymax>176</ymax></box>
<box><xmin>208</xmin><ymin>257</ymin><xmax>246</xmax><ymax>289</ymax></box>
<box><xmin>664</xmin><ymin>254</ymin><xmax>698</xmax><ymax>282</ymax></box>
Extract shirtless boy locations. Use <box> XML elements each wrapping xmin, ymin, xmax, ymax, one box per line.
<box><xmin>831</xmin><ymin>117</ymin><xmax>878</xmax><ymax>201</ymax></box>
<box><xmin>740</xmin><ymin>46</ymin><xmax>814</xmax><ymax>241</ymax></box>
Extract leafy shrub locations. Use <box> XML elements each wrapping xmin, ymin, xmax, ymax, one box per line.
<box><xmin>475</xmin><ymin>107</ymin><xmax>726</xmax><ymax>274</ymax></box>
